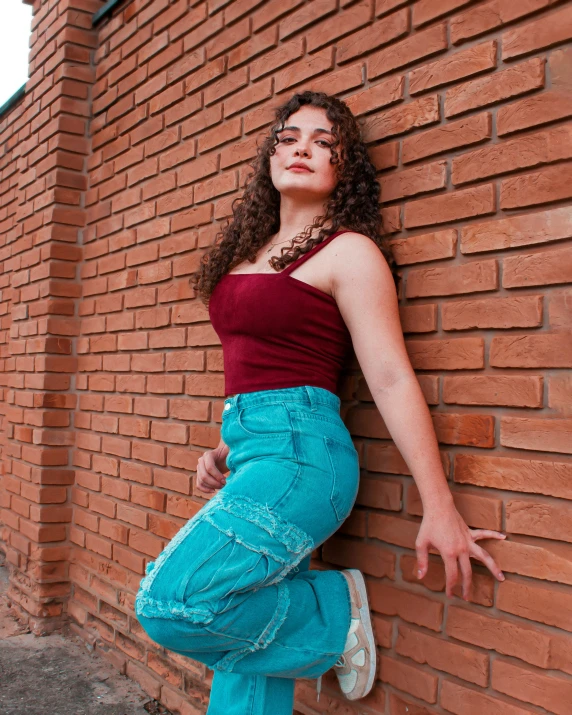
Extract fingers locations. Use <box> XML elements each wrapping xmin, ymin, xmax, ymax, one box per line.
<box><xmin>458</xmin><ymin>553</ymin><xmax>472</xmax><ymax>601</ymax></box>
<box><xmin>471</xmin><ymin>529</ymin><xmax>507</xmax><ymax>541</ymax></box>
<box><xmin>415</xmin><ymin>540</ymin><xmax>429</xmax><ymax>580</ymax></box>
<box><xmin>443</xmin><ymin>555</ymin><xmax>459</xmax><ymax>598</ymax></box>
<box><xmin>196</xmin><ymin>452</ymin><xmax>227</xmax><ymax>494</ymax></box>
<box><xmin>470</xmin><ymin>542</ymin><xmax>505</xmax><ymax>582</ymax></box>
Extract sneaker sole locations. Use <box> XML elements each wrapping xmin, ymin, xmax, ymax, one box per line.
<box><xmin>344</xmin><ymin>569</ymin><xmax>377</xmax><ymax>700</ymax></box>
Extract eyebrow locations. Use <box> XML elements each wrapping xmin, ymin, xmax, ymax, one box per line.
<box><xmin>278</xmin><ymin>126</ymin><xmax>333</xmax><ymax>135</ymax></box>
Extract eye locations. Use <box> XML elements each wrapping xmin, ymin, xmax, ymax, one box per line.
<box><xmin>278</xmin><ymin>137</ymin><xmax>331</xmax><ymax>147</ymax></box>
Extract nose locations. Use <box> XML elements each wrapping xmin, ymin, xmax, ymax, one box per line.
<box><xmin>295</xmin><ymin>139</ymin><xmax>311</xmax><ymax>157</ymax></box>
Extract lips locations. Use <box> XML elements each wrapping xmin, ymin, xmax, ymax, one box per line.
<box><xmin>288</xmin><ymin>163</ymin><xmax>312</xmax><ymax>172</ymax></box>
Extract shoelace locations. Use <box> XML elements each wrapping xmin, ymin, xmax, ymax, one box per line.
<box><xmin>316</xmin><ymin>655</ymin><xmax>347</xmax><ymax>701</ymax></box>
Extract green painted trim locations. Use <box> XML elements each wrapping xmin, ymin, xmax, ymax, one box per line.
<box><xmin>92</xmin><ymin>0</ymin><xmax>125</xmax><ymax>27</ymax></box>
<box><xmin>0</xmin><ymin>84</ymin><xmax>26</xmax><ymax>119</ymax></box>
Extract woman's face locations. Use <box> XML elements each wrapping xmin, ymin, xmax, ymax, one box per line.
<box><xmin>269</xmin><ymin>106</ymin><xmax>340</xmax><ymax>202</ymax></box>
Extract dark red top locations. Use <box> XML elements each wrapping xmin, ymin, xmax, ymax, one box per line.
<box><xmin>208</xmin><ymin>229</ymin><xmax>353</xmax><ymax>396</ymax></box>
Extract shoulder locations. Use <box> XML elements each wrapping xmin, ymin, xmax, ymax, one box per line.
<box><xmin>328</xmin><ymin>230</ymin><xmax>396</xmax><ymax>301</ymax></box>
<box><xmin>329</xmin><ymin>230</ymin><xmax>391</xmax><ymax>273</ymax></box>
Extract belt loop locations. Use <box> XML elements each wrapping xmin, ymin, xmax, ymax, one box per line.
<box><xmin>305</xmin><ymin>386</ymin><xmax>318</xmax><ymax>412</ymax></box>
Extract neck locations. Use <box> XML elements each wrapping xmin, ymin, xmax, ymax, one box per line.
<box><xmin>273</xmin><ymin>196</ymin><xmax>331</xmax><ymax>243</ymax></box>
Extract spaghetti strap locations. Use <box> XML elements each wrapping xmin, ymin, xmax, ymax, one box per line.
<box><xmin>281</xmin><ymin>229</ymin><xmax>352</xmax><ymax>276</ymax></box>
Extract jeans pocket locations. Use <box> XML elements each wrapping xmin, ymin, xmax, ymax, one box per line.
<box><xmin>237</xmin><ymin>401</ymin><xmax>292</xmax><ymax>439</ymax></box>
<box><xmin>323</xmin><ymin>435</ymin><xmax>360</xmax><ymax>522</ymax></box>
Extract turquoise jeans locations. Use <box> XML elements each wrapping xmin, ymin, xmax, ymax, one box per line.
<box><xmin>135</xmin><ymin>386</ymin><xmax>360</xmax><ymax>714</ymax></box>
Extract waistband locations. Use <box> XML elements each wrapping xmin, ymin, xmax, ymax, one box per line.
<box><xmin>223</xmin><ymin>385</ymin><xmax>341</xmax><ymax>412</ymax></box>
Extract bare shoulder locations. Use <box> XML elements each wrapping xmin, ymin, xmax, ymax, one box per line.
<box><xmin>328</xmin><ymin>231</ymin><xmax>394</xmax><ymax>291</ymax></box>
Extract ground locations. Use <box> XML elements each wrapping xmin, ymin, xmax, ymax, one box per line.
<box><xmin>0</xmin><ymin>550</ymin><xmax>173</xmax><ymax>715</ymax></box>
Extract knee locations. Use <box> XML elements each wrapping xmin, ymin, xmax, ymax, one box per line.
<box><xmin>135</xmin><ymin>583</ymin><xmax>216</xmax><ymax>651</ymax></box>
<box><xmin>137</xmin><ymin>612</ymin><xmax>170</xmax><ymax>649</ymax></box>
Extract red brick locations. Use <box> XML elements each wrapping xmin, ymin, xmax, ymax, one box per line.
<box><xmin>413</xmin><ymin>0</ymin><xmax>474</xmax><ymax>27</ymax></box>
<box><xmin>250</xmin><ymin>38</ymin><xmax>304</xmax><ymax>81</ymax></box>
<box><xmin>406</xmin><ymin>337</ymin><xmax>484</xmax><ymax>370</ymax></box>
<box><xmin>492</xmin><ymin>659</ymin><xmax>572</xmax><ymax>715</ymax></box>
<box><xmin>501</xmin><ymin>416</ymin><xmax>572</xmax><ymax>455</ymax></box>
<box><xmin>549</xmin><ymin>289</ymin><xmax>572</xmax><ymax>330</ymax></box>
<box><xmin>454</xmin><ymin>452</ymin><xmax>572</xmax><ymax>500</ymax></box>
<box><xmin>461</xmin><ymin>206</ymin><xmax>572</xmax><ymax>253</ymax></box>
<box><xmin>446</xmin><ymin>605</ymin><xmax>550</xmax><ymax>668</ymax></box>
<box><xmin>356</xmin><ymin>475</ymin><xmax>403</xmax><ymax>511</ymax></box>
<box><xmin>369</xmin><ymin>141</ymin><xmax>400</xmax><ymax>170</ymax></box>
<box><xmin>503</xmin><ymin>244</ymin><xmax>572</xmax><ymax>289</ymax></box>
<box><xmin>405</xmin><ymin>259</ymin><xmax>498</xmax><ymax>298</ymax></box>
<box><xmin>445</xmin><ymin>57</ymin><xmax>545</xmax><ymax>117</ymax></box>
<box><xmin>441</xmin><ymin>679</ymin><xmax>537</xmax><ymax>715</ymax></box>
<box><xmin>274</xmin><ymin>47</ymin><xmax>334</xmax><ymax>93</ymax></box>
<box><xmin>490</xmin><ymin>331</ymin><xmax>572</xmax><ymax>368</ymax></box>
<box><xmin>368</xmin><ymin>24</ymin><xmax>448</xmax><ymax>80</ymax></box>
<box><xmin>500</xmin><ymin>162</ymin><xmax>572</xmax><ymax>209</ymax></box>
<box><xmin>404</xmin><ymin>184</ymin><xmax>495</xmax><ymax>229</ymax></box>
<box><xmin>403</xmin><ymin>112</ymin><xmax>491</xmax><ymax>163</ymax></box>
<box><xmin>390</xmin><ymin>229</ymin><xmax>457</xmax><ymax>264</ymax></box>
<box><xmin>337</xmin><ymin>7</ymin><xmax>410</xmax><ymax>64</ymax></box>
<box><xmin>548</xmin><ymin>373</ymin><xmax>572</xmax><ymax>416</ymax></box>
<box><xmin>443</xmin><ymin>375</ymin><xmax>543</xmax><ymax>408</ymax></box>
<box><xmin>375</xmin><ymin>0</ymin><xmax>408</xmax><ymax>16</ymax></box>
<box><xmin>364</xmin><ymin>95</ymin><xmax>440</xmax><ymax>142</ymax></box>
<box><xmin>368</xmin><ymin>513</ymin><xmax>418</xmax><ymax>548</ymax></box>
<box><xmin>487</xmin><ymin>537</ymin><xmax>572</xmax><ymax>586</ymax></box>
<box><xmin>497</xmin><ymin>580</ymin><xmax>572</xmax><ymax>631</ymax></box>
<box><xmin>410</xmin><ymin>40</ymin><xmax>496</xmax><ymax>94</ymax></box>
<box><xmin>396</xmin><ymin>623</ymin><xmax>489</xmax><ymax>685</ymax></box>
<box><xmin>498</xmin><ymin>90</ymin><xmax>572</xmax><ymax>136</ymax></box>
<box><xmin>443</xmin><ymin>294</ymin><xmax>543</xmax><ymax>330</ymax></box>
<box><xmin>368</xmin><ymin>581</ymin><xmax>444</xmax><ymax>631</ymax></box>
<box><xmin>381</xmin><ymin>160</ymin><xmax>446</xmax><ymax>202</ymax></box>
<box><xmin>502</xmin><ymin>5</ymin><xmax>572</xmax><ymax>60</ymax></box>
<box><xmin>322</xmin><ymin>536</ymin><xmax>396</xmax><ymax>579</ymax></box>
<box><xmin>452</xmin><ymin>125</ymin><xmax>572</xmax><ymax>185</ymax></box>
<box><xmin>451</xmin><ymin>0</ymin><xmax>562</xmax><ymax>45</ymax></box>
<box><xmin>506</xmin><ymin>498</ymin><xmax>572</xmax><ymax>543</ymax></box>
<box><xmin>345</xmin><ymin>75</ymin><xmax>404</xmax><ymax>117</ymax></box>
<box><xmin>380</xmin><ymin>655</ymin><xmax>438</xmax><ymax>703</ymax></box>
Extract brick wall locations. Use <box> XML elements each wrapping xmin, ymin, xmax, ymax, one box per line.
<box><xmin>1</xmin><ymin>0</ymin><xmax>571</xmax><ymax>713</ymax></box>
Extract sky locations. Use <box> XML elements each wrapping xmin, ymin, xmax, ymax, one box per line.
<box><xmin>0</xmin><ymin>2</ymin><xmax>33</xmax><ymax>108</ymax></box>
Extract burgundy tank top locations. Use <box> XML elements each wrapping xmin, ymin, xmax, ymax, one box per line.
<box><xmin>208</xmin><ymin>229</ymin><xmax>353</xmax><ymax>396</ymax></box>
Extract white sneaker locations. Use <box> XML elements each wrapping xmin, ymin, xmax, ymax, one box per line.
<box><xmin>332</xmin><ymin>569</ymin><xmax>377</xmax><ymax>700</ymax></box>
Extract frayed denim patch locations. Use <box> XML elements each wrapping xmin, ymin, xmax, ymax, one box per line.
<box><xmin>210</xmin><ymin>579</ymin><xmax>291</xmax><ymax>673</ymax></box>
<box><xmin>201</xmin><ymin>493</ymin><xmax>315</xmax><ymax>587</ymax></box>
<box><xmin>135</xmin><ymin>491</ymin><xmax>314</xmax><ymax>623</ymax></box>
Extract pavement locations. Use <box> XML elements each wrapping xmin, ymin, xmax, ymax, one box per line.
<box><xmin>0</xmin><ymin>550</ymin><xmax>172</xmax><ymax>715</ymax></box>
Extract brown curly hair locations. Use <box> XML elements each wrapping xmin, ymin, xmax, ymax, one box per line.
<box><xmin>190</xmin><ymin>90</ymin><xmax>400</xmax><ymax>304</ymax></box>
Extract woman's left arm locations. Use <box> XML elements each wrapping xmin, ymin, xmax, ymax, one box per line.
<box><xmin>330</xmin><ymin>233</ymin><xmax>506</xmax><ymax>601</ymax></box>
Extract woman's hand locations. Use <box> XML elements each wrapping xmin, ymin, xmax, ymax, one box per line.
<box><xmin>196</xmin><ymin>445</ymin><xmax>229</xmax><ymax>494</ymax></box>
<box><xmin>415</xmin><ymin>504</ymin><xmax>506</xmax><ymax>600</ymax></box>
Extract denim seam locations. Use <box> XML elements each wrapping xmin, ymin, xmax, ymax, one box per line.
<box><xmin>135</xmin><ymin>591</ymin><xmax>215</xmax><ymax>624</ymax></box>
<box><xmin>210</xmin><ymin>493</ymin><xmax>314</xmax><ymax>555</ymax></box>
<box><xmin>210</xmin><ymin>579</ymin><xmax>291</xmax><ymax>673</ymax></box>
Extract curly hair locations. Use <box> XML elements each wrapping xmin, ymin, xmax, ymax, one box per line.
<box><xmin>190</xmin><ymin>90</ymin><xmax>401</xmax><ymax>304</ymax></box>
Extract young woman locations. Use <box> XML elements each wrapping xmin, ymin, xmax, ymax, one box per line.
<box><xmin>135</xmin><ymin>90</ymin><xmax>506</xmax><ymax>714</ymax></box>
